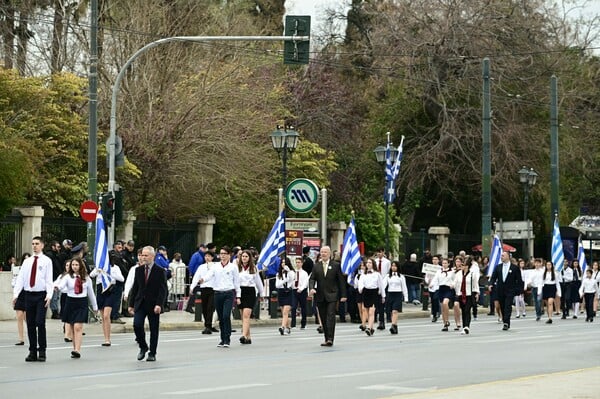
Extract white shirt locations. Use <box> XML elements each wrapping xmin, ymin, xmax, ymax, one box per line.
<box><xmin>433</xmin><ymin>268</ymin><xmax>455</xmax><ymax>288</ymax></box>
<box><xmin>580</xmin><ymin>277</ymin><xmax>598</xmax><ymax>295</ymax></box>
<box><xmin>384</xmin><ymin>273</ymin><xmax>408</xmax><ymax>294</ymax></box>
<box><xmin>57</xmin><ymin>274</ymin><xmax>98</xmax><ymax>311</ymax></box>
<box><xmin>90</xmin><ymin>264</ymin><xmax>125</xmax><ymax>285</ymax></box>
<box><xmin>375</xmin><ymin>257</ymin><xmax>391</xmax><ymax>276</ymax></box>
<box><xmin>238</xmin><ymin>267</ymin><xmax>265</xmax><ymax>296</ymax></box>
<box><xmin>275</xmin><ymin>268</ymin><xmax>296</xmax><ymax>289</ymax></box>
<box><xmin>542</xmin><ymin>271</ymin><xmax>562</xmax><ymax>296</ymax></box>
<box><xmin>293</xmin><ymin>268</ymin><xmax>309</xmax><ymax>292</ymax></box>
<box><xmin>562</xmin><ymin>268</ymin><xmax>574</xmax><ymax>283</ymax></box>
<box><xmin>528</xmin><ymin>267</ymin><xmax>544</xmax><ymax>288</ymax></box>
<box><xmin>190</xmin><ymin>262</ymin><xmax>215</xmax><ymax>291</ymax></box>
<box><xmin>358</xmin><ymin>272</ymin><xmax>385</xmax><ymax>298</ymax></box>
<box><xmin>204</xmin><ymin>261</ymin><xmax>241</xmax><ymax>297</ymax></box>
<box><xmin>424</xmin><ymin>272</ymin><xmax>439</xmax><ymax>292</ymax></box>
<box><xmin>124</xmin><ymin>265</ymin><xmax>139</xmax><ymax>299</ymax></box>
<box><xmin>13</xmin><ymin>253</ymin><xmax>53</xmax><ymax>301</ymax></box>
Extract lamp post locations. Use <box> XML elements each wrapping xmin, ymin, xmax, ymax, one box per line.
<box><xmin>518</xmin><ymin>166</ymin><xmax>538</xmax><ymax>260</ymax></box>
<box><xmin>373</xmin><ymin>139</ymin><xmax>399</xmax><ymax>257</ymax></box>
<box><xmin>270</xmin><ymin>125</ymin><xmax>299</xmax><ymax>195</ymax></box>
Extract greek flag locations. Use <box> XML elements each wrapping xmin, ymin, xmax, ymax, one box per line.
<box><xmin>384</xmin><ymin>135</ymin><xmax>405</xmax><ymax>204</ymax></box>
<box><xmin>487</xmin><ymin>234</ymin><xmax>503</xmax><ymax>278</ymax></box>
<box><xmin>341</xmin><ymin>217</ymin><xmax>362</xmax><ymax>275</ymax></box>
<box><xmin>94</xmin><ymin>209</ymin><xmax>114</xmax><ymax>293</ymax></box>
<box><xmin>257</xmin><ymin>211</ymin><xmax>286</xmax><ymax>271</ymax></box>
<box><xmin>578</xmin><ymin>237</ymin><xmax>588</xmax><ymax>273</ymax></box>
<box><xmin>552</xmin><ymin>216</ymin><xmax>565</xmax><ymax>272</ymax></box>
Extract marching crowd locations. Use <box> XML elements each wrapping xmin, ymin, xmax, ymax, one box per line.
<box><xmin>7</xmin><ymin>237</ymin><xmax>599</xmax><ymax>363</ymax></box>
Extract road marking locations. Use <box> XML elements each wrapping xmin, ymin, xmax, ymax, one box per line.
<box><xmin>323</xmin><ymin>369</ymin><xmax>395</xmax><ymax>379</ymax></box>
<box><xmin>164</xmin><ymin>383</ymin><xmax>270</xmax><ymax>395</ymax></box>
<box><xmin>358</xmin><ymin>384</ymin><xmax>433</xmax><ymax>394</ymax></box>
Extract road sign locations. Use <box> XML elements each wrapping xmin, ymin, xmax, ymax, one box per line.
<box><xmin>286</xmin><ymin>218</ymin><xmax>320</xmax><ymax>234</ymax></box>
<box><xmin>286</xmin><ymin>230</ymin><xmax>304</xmax><ymax>256</ymax></box>
<box><xmin>79</xmin><ymin>200</ymin><xmax>99</xmax><ymax>222</ymax></box>
<box><xmin>285</xmin><ymin>179</ymin><xmax>319</xmax><ymax>213</ymax></box>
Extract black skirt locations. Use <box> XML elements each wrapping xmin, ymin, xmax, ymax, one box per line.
<box><xmin>542</xmin><ymin>284</ymin><xmax>557</xmax><ymax>300</ymax></box>
<box><xmin>13</xmin><ymin>291</ymin><xmax>26</xmax><ymax>311</ymax></box>
<box><xmin>571</xmin><ymin>281</ymin><xmax>582</xmax><ymax>303</ymax></box>
<box><xmin>387</xmin><ymin>291</ymin><xmax>404</xmax><ymax>311</ymax></box>
<box><xmin>363</xmin><ymin>288</ymin><xmax>379</xmax><ymax>308</ymax></box>
<box><xmin>277</xmin><ymin>288</ymin><xmax>292</xmax><ymax>307</ymax></box>
<box><xmin>63</xmin><ymin>296</ymin><xmax>89</xmax><ymax>324</ymax></box>
<box><xmin>238</xmin><ymin>286</ymin><xmax>257</xmax><ymax>309</ymax></box>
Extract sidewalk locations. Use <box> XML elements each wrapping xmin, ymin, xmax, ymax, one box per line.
<box><xmin>0</xmin><ymin>302</ymin><xmax>431</xmax><ymax>335</ymax></box>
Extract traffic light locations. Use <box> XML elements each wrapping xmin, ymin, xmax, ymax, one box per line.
<box><xmin>284</xmin><ymin>16</ymin><xmax>311</xmax><ymax>65</ymax></box>
<box><xmin>101</xmin><ymin>192</ymin><xmax>115</xmax><ymax>227</ymax></box>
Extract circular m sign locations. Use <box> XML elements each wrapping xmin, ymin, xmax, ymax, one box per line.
<box><xmin>285</xmin><ymin>179</ymin><xmax>319</xmax><ymax>213</ymax></box>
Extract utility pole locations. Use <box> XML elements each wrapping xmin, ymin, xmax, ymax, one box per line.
<box><xmin>87</xmin><ymin>0</ymin><xmax>98</xmax><ymax>264</ymax></box>
<box><xmin>550</xmin><ymin>75</ymin><xmax>559</xmax><ymax>226</ymax></box>
<box><xmin>481</xmin><ymin>58</ymin><xmax>492</xmax><ymax>255</ymax></box>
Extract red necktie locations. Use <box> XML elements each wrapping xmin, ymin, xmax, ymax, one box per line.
<box><xmin>460</xmin><ymin>272</ymin><xmax>467</xmax><ymax>304</ymax></box>
<box><xmin>144</xmin><ymin>266</ymin><xmax>149</xmax><ymax>283</ymax></box>
<box><xmin>29</xmin><ymin>256</ymin><xmax>38</xmax><ymax>288</ymax></box>
<box><xmin>74</xmin><ymin>276</ymin><xmax>83</xmax><ymax>294</ymax></box>
<box><xmin>295</xmin><ymin>271</ymin><xmax>299</xmax><ymax>288</ymax></box>
<box><xmin>378</xmin><ymin>259</ymin><xmax>382</xmax><ymax>272</ymax></box>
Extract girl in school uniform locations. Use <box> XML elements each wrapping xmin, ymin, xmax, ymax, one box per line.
<box><xmin>570</xmin><ymin>259</ymin><xmax>583</xmax><ymax>318</ymax></box>
<box><xmin>592</xmin><ymin>261</ymin><xmax>600</xmax><ymax>316</ymax></box>
<box><xmin>90</xmin><ymin>260</ymin><xmax>124</xmax><ymax>346</ymax></box>
<box><xmin>579</xmin><ymin>269</ymin><xmax>598</xmax><ymax>322</ymax></box>
<box><xmin>53</xmin><ymin>259</ymin><xmax>72</xmax><ymax>343</ymax></box>
<box><xmin>57</xmin><ymin>257</ymin><xmax>98</xmax><ymax>358</ymax></box>
<box><xmin>237</xmin><ymin>250</ymin><xmax>264</xmax><ymax>344</ymax></box>
<box><xmin>432</xmin><ymin>258</ymin><xmax>455</xmax><ymax>331</ymax></box>
<box><xmin>453</xmin><ymin>257</ymin><xmax>479</xmax><ymax>335</ymax></box>
<box><xmin>358</xmin><ymin>258</ymin><xmax>386</xmax><ymax>336</ymax></box>
<box><xmin>514</xmin><ymin>259</ymin><xmax>527</xmax><ymax>318</ymax></box>
<box><xmin>352</xmin><ymin>260</ymin><xmax>367</xmax><ymax>331</ymax></box>
<box><xmin>12</xmin><ymin>253</ymin><xmax>29</xmax><ymax>345</ymax></box>
<box><xmin>542</xmin><ymin>261</ymin><xmax>562</xmax><ymax>324</ymax></box>
<box><xmin>275</xmin><ymin>257</ymin><xmax>296</xmax><ymax>335</ymax></box>
<box><xmin>383</xmin><ymin>261</ymin><xmax>408</xmax><ymax>334</ymax></box>
<box><xmin>451</xmin><ymin>257</ymin><xmax>463</xmax><ymax>331</ymax></box>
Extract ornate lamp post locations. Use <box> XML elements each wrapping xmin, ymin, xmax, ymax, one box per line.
<box><xmin>373</xmin><ymin>140</ymin><xmax>399</xmax><ymax>257</ymax></box>
<box><xmin>270</xmin><ymin>125</ymin><xmax>300</xmax><ymax>194</ymax></box>
<box><xmin>518</xmin><ymin>166</ymin><xmax>538</xmax><ymax>259</ymax></box>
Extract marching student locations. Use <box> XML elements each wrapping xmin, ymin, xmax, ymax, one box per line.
<box><xmin>190</xmin><ymin>251</ymin><xmax>218</xmax><ymax>335</ymax></box>
<box><xmin>358</xmin><ymin>258</ymin><xmax>385</xmax><ymax>336</ymax></box>
<box><xmin>383</xmin><ymin>260</ymin><xmax>408</xmax><ymax>334</ymax></box>
<box><xmin>454</xmin><ymin>256</ymin><xmax>479</xmax><ymax>335</ymax></box>
<box><xmin>291</xmin><ymin>257</ymin><xmax>309</xmax><ymax>330</ymax></box>
<box><xmin>424</xmin><ymin>255</ymin><xmax>440</xmax><ymax>322</ymax></box>
<box><xmin>579</xmin><ymin>269</ymin><xmax>598</xmax><ymax>322</ymax></box>
<box><xmin>432</xmin><ymin>258</ymin><xmax>455</xmax><ymax>331</ymax></box>
<box><xmin>542</xmin><ymin>261</ymin><xmax>562</xmax><ymax>324</ymax></box>
<box><xmin>451</xmin><ymin>257</ymin><xmax>463</xmax><ymax>331</ymax></box>
<box><xmin>237</xmin><ymin>250</ymin><xmax>264</xmax><ymax>344</ymax></box>
<box><xmin>56</xmin><ymin>257</ymin><xmax>98</xmax><ymax>358</ymax></box>
<box><xmin>592</xmin><ymin>261</ymin><xmax>600</xmax><ymax>316</ymax></box>
<box><xmin>53</xmin><ymin>259</ymin><xmax>73</xmax><ymax>343</ymax></box>
<box><xmin>90</xmin><ymin>260</ymin><xmax>124</xmax><ymax>346</ymax></box>
<box><xmin>571</xmin><ymin>259</ymin><xmax>583</xmax><ymax>318</ymax></box>
<box><xmin>275</xmin><ymin>257</ymin><xmax>296</xmax><ymax>335</ymax></box>
<box><xmin>352</xmin><ymin>260</ymin><xmax>367</xmax><ymax>331</ymax></box>
<box><xmin>514</xmin><ymin>259</ymin><xmax>527</xmax><ymax>318</ymax></box>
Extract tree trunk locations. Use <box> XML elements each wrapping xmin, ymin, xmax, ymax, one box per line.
<box><xmin>1</xmin><ymin>0</ymin><xmax>15</xmax><ymax>69</ymax></box>
<box><xmin>50</xmin><ymin>0</ymin><xmax>65</xmax><ymax>73</ymax></box>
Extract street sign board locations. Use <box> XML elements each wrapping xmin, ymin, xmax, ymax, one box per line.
<box><xmin>286</xmin><ymin>230</ymin><xmax>304</xmax><ymax>256</ymax></box>
<box><xmin>286</xmin><ymin>218</ymin><xmax>320</xmax><ymax>234</ymax></box>
<box><xmin>79</xmin><ymin>200</ymin><xmax>99</xmax><ymax>222</ymax></box>
<box><xmin>285</xmin><ymin>179</ymin><xmax>319</xmax><ymax>213</ymax></box>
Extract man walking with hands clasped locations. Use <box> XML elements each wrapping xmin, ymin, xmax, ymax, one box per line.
<box><xmin>128</xmin><ymin>246</ymin><xmax>168</xmax><ymax>362</ymax></box>
<box><xmin>488</xmin><ymin>251</ymin><xmax>523</xmax><ymax>331</ymax></box>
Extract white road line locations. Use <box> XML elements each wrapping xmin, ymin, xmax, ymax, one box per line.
<box><xmin>323</xmin><ymin>369</ymin><xmax>396</xmax><ymax>379</ymax></box>
<box><xmin>164</xmin><ymin>383</ymin><xmax>270</xmax><ymax>395</ymax></box>
<box><xmin>358</xmin><ymin>384</ymin><xmax>433</xmax><ymax>394</ymax></box>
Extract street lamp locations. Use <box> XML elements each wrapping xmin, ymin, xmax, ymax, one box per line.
<box><xmin>373</xmin><ymin>142</ymin><xmax>399</xmax><ymax>257</ymax></box>
<box><xmin>270</xmin><ymin>125</ymin><xmax>299</xmax><ymax>192</ymax></box>
<box><xmin>518</xmin><ymin>166</ymin><xmax>538</xmax><ymax>260</ymax></box>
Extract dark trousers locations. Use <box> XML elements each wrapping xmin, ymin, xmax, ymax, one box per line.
<box><xmin>214</xmin><ymin>291</ymin><xmax>233</xmax><ymax>344</ymax></box>
<box><xmin>316</xmin><ymin>300</ymin><xmax>337</xmax><ymax>343</ymax></box>
<box><xmin>200</xmin><ymin>288</ymin><xmax>215</xmax><ymax>328</ymax></box>
<box><xmin>376</xmin><ymin>298</ymin><xmax>385</xmax><ymax>324</ymax></box>
<box><xmin>133</xmin><ymin>305</ymin><xmax>160</xmax><ymax>355</ymax></box>
<box><xmin>498</xmin><ymin>293</ymin><xmax>514</xmax><ymax>326</ymax></box>
<box><xmin>291</xmin><ymin>289</ymin><xmax>307</xmax><ymax>328</ymax></box>
<box><xmin>585</xmin><ymin>293</ymin><xmax>595</xmax><ymax>320</ymax></box>
<box><xmin>430</xmin><ymin>291</ymin><xmax>440</xmax><ymax>317</ymax></box>
<box><xmin>111</xmin><ymin>283</ymin><xmax>124</xmax><ymax>319</ymax></box>
<box><xmin>561</xmin><ymin>282</ymin><xmax>572</xmax><ymax>316</ymax></box>
<box><xmin>459</xmin><ymin>296</ymin><xmax>473</xmax><ymax>328</ymax></box>
<box><xmin>532</xmin><ymin>287</ymin><xmax>542</xmax><ymax>317</ymax></box>
<box><xmin>25</xmin><ymin>291</ymin><xmax>47</xmax><ymax>353</ymax></box>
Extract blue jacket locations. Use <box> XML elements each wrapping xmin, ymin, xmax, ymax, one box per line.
<box><xmin>188</xmin><ymin>250</ymin><xmax>205</xmax><ymax>276</ymax></box>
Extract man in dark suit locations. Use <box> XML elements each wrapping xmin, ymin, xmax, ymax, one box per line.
<box><xmin>488</xmin><ymin>251</ymin><xmax>523</xmax><ymax>331</ymax></box>
<box><xmin>128</xmin><ymin>246</ymin><xmax>168</xmax><ymax>361</ymax></box>
<box><xmin>309</xmin><ymin>246</ymin><xmax>347</xmax><ymax>347</ymax></box>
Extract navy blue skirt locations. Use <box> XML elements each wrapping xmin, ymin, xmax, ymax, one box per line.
<box><xmin>13</xmin><ymin>291</ymin><xmax>26</xmax><ymax>311</ymax></box>
<box><xmin>387</xmin><ymin>291</ymin><xmax>404</xmax><ymax>311</ymax></box>
<box><xmin>438</xmin><ymin>285</ymin><xmax>455</xmax><ymax>301</ymax></box>
<box><xmin>63</xmin><ymin>296</ymin><xmax>89</xmax><ymax>324</ymax></box>
<box><xmin>363</xmin><ymin>288</ymin><xmax>379</xmax><ymax>308</ymax></box>
<box><xmin>96</xmin><ymin>285</ymin><xmax>119</xmax><ymax>309</ymax></box>
<box><xmin>542</xmin><ymin>284</ymin><xmax>557</xmax><ymax>300</ymax></box>
<box><xmin>278</xmin><ymin>288</ymin><xmax>292</xmax><ymax>307</ymax></box>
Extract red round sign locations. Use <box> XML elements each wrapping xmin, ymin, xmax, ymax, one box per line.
<box><xmin>79</xmin><ymin>200</ymin><xmax>99</xmax><ymax>222</ymax></box>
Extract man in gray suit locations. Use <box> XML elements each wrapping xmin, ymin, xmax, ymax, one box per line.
<box><xmin>309</xmin><ymin>246</ymin><xmax>347</xmax><ymax>347</ymax></box>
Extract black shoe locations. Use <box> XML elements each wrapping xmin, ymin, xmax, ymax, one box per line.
<box><xmin>231</xmin><ymin>329</ymin><xmax>236</xmax><ymax>333</ymax></box>
<box><xmin>561</xmin><ymin>315</ymin><xmax>567</xmax><ymax>320</ymax></box>
<box><xmin>70</xmin><ymin>351</ymin><xmax>81</xmax><ymax>359</ymax></box>
<box><xmin>278</xmin><ymin>327</ymin><xmax>284</xmax><ymax>335</ymax></box>
<box><xmin>64</xmin><ymin>338</ymin><xmax>72</xmax><ymax>342</ymax></box>
<box><xmin>546</xmin><ymin>319</ymin><xmax>553</xmax><ymax>324</ymax></box>
<box><xmin>377</xmin><ymin>323</ymin><xmax>385</xmax><ymax>330</ymax></box>
<box><xmin>365</xmin><ymin>328</ymin><xmax>372</xmax><ymax>336</ymax></box>
<box><xmin>137</xmin><ymin>348</ymin><xmax>148</xmax><ymax>361</ymax></box>
<box><xmin>25</xmin><ymin>353</ymin><xmax>38</xmax><ymax>362</ymax></box>
<box><xmin>146</xmin><ymin>354</ymin><xmax>156</xmax><ymax>362</ymax></box>
<box><xmin>317</xmin><ymin>326</ymin><xmax>323</xmax><ymax>333</ymax></box>
<box><xmin>239</xmin><ymin>336</ymin><xmax>247</xmax><ymax>344</ymax></box>
<box><xmin>432</xmin><ymin>316</ymin><xmax>438</xmax><ymax>323</ymax></box>
<box><xmin>202</xmin><ymin>328</ymin><xmax>212</xmax><ymax>334</ymax></box>
<box><xmin>15</xmin><ymin>341</ymin><xmax>24</xmax><ymax>346</ymax></box>
<box><xmin>502</xmin><ymin>323</ymin><xmax>509</xmax><ymax>331</ymax></box>
<box><xmin>210</xmin><ymin>327</ymin><xmax>219</xmax><ymax>333</ymax></box>
<box><xmin>359</xmin><ymin>325</ymin><xmax>366</xmax><ymax>331</ymax></box>
<box><xmin>38</xmin><ymin>351</ymin><xmax>46</xmax><ymax>362</ymax></box>
<box><xmin>487</xmin><ymin>312</ymin><xmax>495</xmax><ymax>316</ymax></box>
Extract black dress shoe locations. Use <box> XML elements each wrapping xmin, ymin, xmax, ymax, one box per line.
<box><xmin>15</xmin><ymin>341</ymin><xmax>24</xmax><ymax>346</ymax></box>
<box><xmin>210</xmin><ymin>327</ymin><xmax>219</xmax><ymax>333</ymax></box>
<box><xmin>146</xmin><ymin>354</ymin><xmax>156</xmax><ymax>362</ymax></box>
<box><xmin>320</xmin><ymin>341</ymin><xmax>333</xmax><ymax>347</ymax></box>
<box><xmin>25</xmin><ymin>353</ymin><xmax>38</xmax><ymax>362</ymax></box>
<box><xmin>38</xmin><ymin>352</ymin><xmax>46</xmax><ymax>362</ymax></box>
<box><xmin>502</xmin><ymin>324</ymin><xmax>510</xmax><ymax>331</ymax></box>
<box><xmin>317</xmin><ymin>326</ymin><xmax>323</xmax><ymax>333</ymax></box>
<box><xmin>137</xmin><ymin>348</ymin><xmax>148</xmax><ymax>361</ymax></box>
<box><xmin>70</xmin><ymin>351</ymin><xmax>81</xmax><ymax>358</ymax></box>
<box><xmin>64</xmin><ymin>338</ymin><xmax>72</xmax><ymax>342</ymax></box>
<box><xmin>377</xmin><ymin>323</ymin><xmax>385</xmax><ymax>330</ymax></box>
<box><xmin>202</xmin><ymin>328</ymin><xmax>212</xmax><ymax>334</ymax></box>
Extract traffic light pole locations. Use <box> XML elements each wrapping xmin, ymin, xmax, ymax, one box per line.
<box><xmin>107</xmin><ymin>31</ymin><xmax>310</xmax><ymax>245</ymax></box>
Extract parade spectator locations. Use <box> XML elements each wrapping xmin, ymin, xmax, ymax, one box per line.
<box><xmin>402</xmin><ymin>253</ymin><xmax>422</xmax><ymax>305</ymax></box>
<box><xmin>46</xmin><ymin>240</ymin><xmax>63</xmax><ymax>319</ymax></box>
<box><xmin>120</xmin><ymin>240</ymin><xmax>137</xmax><ymax>317</ymax></box>
<box><xmin>185</xmin><ymin>244</ymin><xmax>206</xmax><ymax>313</ymax></box>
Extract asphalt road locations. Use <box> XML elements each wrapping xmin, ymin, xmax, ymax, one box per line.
<box><xmin>0</xmin><ymin>315</ymin><xmax>598</xmax><ymax>399</ymax></box>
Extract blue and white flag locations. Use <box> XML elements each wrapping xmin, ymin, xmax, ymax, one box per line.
<box><xmin>257</xmin><ymin>211</ymin><xmax>286</xmax><ymax>271</ymax></box>
<box><xmin>341</xmin><ymin>217</ymin><xmax>362</xmax><ymax>276</ymax></box>
<box><xmin>384</xmin><ymin>135</ymin><xmax>405</xmax><ymax>204</ymax></box>
<box><xmin>578</xmin><ymin>237</ymin><xmax>588</xmax><ymax>273</ymax></box>
<box><xmin>487</xmin><ymin>234</ymin><xmax>503</xmax><ymax>278</ymax></box>
<box><xmin>552</xmin><ymin>216</ymin><xmax>565</xmax><ymax>272</ymax></box>
<box><xmin>94</xmin><ymin>209</ymin><xmax>113</xmax><ymax>293</ymax></box>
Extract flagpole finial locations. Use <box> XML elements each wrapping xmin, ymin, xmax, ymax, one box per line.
<box><xmin>350</xmin><ymin>210</ymin><xmax>355</xmax><ymax>218</ymax></box>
